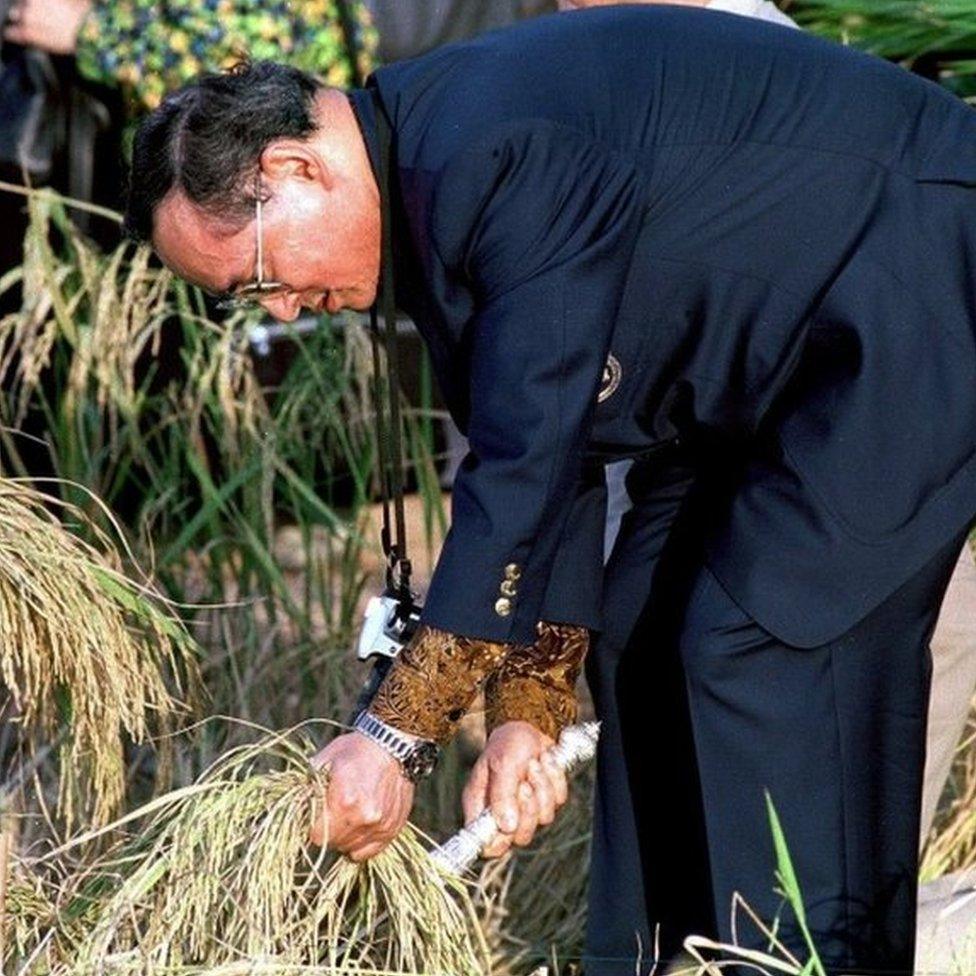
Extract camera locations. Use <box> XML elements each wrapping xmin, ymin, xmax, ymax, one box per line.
<box><xmin>347</xmin><ymin>589</ymin><xmax>423</xmax><ymax>723</ymax></box>
<box><xmin>356</xmin><ymin>591</ymin><xmax>423</xmax><ymax>662</ymax></box>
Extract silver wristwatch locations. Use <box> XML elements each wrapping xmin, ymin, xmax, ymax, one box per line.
<box><xmin>353</xmin><ymin>710</ymin><xmax>440</xmax><ymax>783</ymax></box>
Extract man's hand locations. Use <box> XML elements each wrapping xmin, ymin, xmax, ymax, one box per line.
<box><xmin>462</xmin><ymin>720</ymin><xmax>569</xmax><ymax>858</ymax></box>
<box><xmin>3</xmin><ymin>0</ymin><xmax>92</xmax><ymax>55</ymax></box>
<box><xmin>309</xmin><ymin>731</ymin><xmax>415</xmax><ymax>862</ymax></box>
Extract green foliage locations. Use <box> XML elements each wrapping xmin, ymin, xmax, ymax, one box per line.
<box><xmin>792</xmin><ymin>0</ymin><xmax>976</xmax><ymax>93</ymax></box>
<box><xmin>765</xmin><ymin>790</ymin><xmax>828</xmax><ymax>976</ymax></box>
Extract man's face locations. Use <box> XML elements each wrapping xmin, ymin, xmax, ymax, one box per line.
<box><xmin>153</xmin><ymin>142</ymin><xmax>380</xmax><ymax>322</ymax></box>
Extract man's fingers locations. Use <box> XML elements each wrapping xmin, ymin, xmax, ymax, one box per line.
<box><xmin>512</xmin><ymin>780</ymin><xmax>539</xmax><ymax>847</ymax></box>
<box><xmin>481</xmin><ymin>833</ymin><xmax>512</xmax><ymax>859</ymax></box>
<box><xmin>542</xmin><ymin>751</ymin><xmax>569</xmax><ymax>806</ymax></box>
<box><xmin>326</xmin><ymin>805</ymin><xmax>404</xmax><ymax>854</ymax></box>
<box><xmin>527</xmin><ymin>758</ymin><xmax>555</xmax><ymax>824</ymax></box>
<box><xmin>461</xmin><ymin>758</ymin><xmax>489</xmax><ymax>825</ymax></box>
<box><xmin>471</xmin><ymin>723</ymin><xmax>574</xmax><ymax>858</ymax></box>
<box><xmin>482</xmin><ymin>781</ymin><xmax>537</xmax><ymax>856</ymax></box>
<box><xmin>487</xmin><ymin>754</ymin><xmax>521</xmax><ymax>833</ymax></box>
<box><xmin>348</xmin><ymin>838</ymin><xmax>390</xmax><ymax>862</ymax></box>
<box><xmin>309</xmin><ymin>810</ymin><xmax>327</xmax><ymax>847</ymax></box>
<box><xmin>482</xmin><ymin>777</ymin><xmax>532</xmax><ymax>858</ymax></box>
<box><xmin>308</xmin><ymin>771</ymin><xmax>330</xmax><ymax>846</ymax></box>
<box><xmin>327</xmin><ymin>796</ymin><xmax>401</xmax><ymax>848</ymax></box>
<box><xmin>304</xmin><ymin>734</ymin><xmax>415</xmax><ymax>855</ymax></box>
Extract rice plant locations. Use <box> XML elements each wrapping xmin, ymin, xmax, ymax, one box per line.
<box><xmin>0</xmin><ymin>477</ymin><xmax>200</xmax><ymax>828</ymax></box>
<box><xmin>11</xmin><ymin>726</ymin><xmax>490</xmax><ymax>976</ymax></box>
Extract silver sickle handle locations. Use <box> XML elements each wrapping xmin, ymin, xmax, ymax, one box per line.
<box><xmin>431</xmin><ymin>721</ymin><xmax>601</xmax><ymax>876</ymax></box>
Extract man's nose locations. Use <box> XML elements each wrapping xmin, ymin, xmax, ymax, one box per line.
<box><xmin>260</xmin><ymin>292</ymin><xmax>301</xmax><ymax>322</ymax></box>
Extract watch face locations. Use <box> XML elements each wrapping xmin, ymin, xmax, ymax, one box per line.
<box><xmin>403</xmin><ymin>741</ymin><xmax>439</xmax><ymax>781</ymax></box>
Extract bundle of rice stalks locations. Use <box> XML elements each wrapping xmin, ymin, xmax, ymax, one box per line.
<box><xmin>19</xmin><ymin>727</ymin><xmax>490</xmax><ymax>976</ymax></box>
<box><xmin>0</xmin><ymin>477</ymin><xmax>200</xmax><ymax>827</ymax></box>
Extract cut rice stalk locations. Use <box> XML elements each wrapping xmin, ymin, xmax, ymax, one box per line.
<box><xmin>24</xmin><ymin>728</ymin><xmax>490</xmax><ymax>976</ymax></box>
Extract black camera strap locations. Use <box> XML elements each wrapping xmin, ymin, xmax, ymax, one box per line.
<box><xmin>369</xmin><ymin>94</ymin><xmax>412</xmax><ymax>607</ymax></box>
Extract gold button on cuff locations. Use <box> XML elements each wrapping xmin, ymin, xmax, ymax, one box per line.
<box><xmin>504</xmin><ymin>563</ymin><xmax>522</xmax><ymax>581</ymax></box>
<box><xmin>494</xmin><ymin>597</ymin><xmax>512</xmax><ymax>617</ymax></box>
<box><xmin>500</xmin><ymin>579</ymin><xmax>518</xmax><ymax>597</ymax></box>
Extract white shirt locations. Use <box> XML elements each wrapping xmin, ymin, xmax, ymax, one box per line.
<box><xmin>706</xmin><ymin>0</ymin><xmax>798</xmax><ymax>29</ymax></box>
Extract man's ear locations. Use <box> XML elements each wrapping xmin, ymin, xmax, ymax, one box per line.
<box><xmin>259</xmin><ymin>141</ymin><xmax>334</xmax><ymax>189</ymax></box>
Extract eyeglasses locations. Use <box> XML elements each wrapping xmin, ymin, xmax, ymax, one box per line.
<box><xmin>215</xmin><ymin>188</ymin><xmax>289</xmax><ymax>311</ymax></box>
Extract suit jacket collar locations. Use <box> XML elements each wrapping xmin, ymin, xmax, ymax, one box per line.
<box><xmin>347</xmin><ymin>86</ymin><xmax>381</xmax><ymax>183</ymax></box>
<box><xmin>347</xmin><ymin>84</ymin><xmax>426</xmax><ymax>321</ymax></box>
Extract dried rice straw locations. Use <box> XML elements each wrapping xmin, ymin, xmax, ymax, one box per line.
<box><xmin>0</xmin><ymin>477</ymin><xmax>200</xmax><ymax>827</ymax></box>
<box><xmin>18</xmin><ymin>726</ymin><xmax>490</xmax><ymax>976</ymax></box>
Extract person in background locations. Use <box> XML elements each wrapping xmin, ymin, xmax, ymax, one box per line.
<box><xmin>365</xmin><ymin>0</ymin><xmax>556</xmax><ymax>63</ymax></box>
<box><xmin>2</xmin><ymin>0</ymin><xmax>377</xmax><ymax>113</ymax></box>
<box><xmin>562</xmin><ymin>0</ymin><xmax>976</xmax><ymax>965</ymax></box>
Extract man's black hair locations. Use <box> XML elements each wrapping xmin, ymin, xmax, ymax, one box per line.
<box><xmin>124</xmin><ymin>61</ymin><xmax>321</xmax><ymax>243</ymax></box>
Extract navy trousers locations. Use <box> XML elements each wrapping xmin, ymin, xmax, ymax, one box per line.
<box><xmin>583</xmin><ymin>455</ymin><xmax>968</xmax><ymax>975</ymax></box>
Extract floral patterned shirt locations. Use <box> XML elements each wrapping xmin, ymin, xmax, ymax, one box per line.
<box><xmin>75</xmin><ymin>0</ymin><xmax>378</xmax><ymax>112</ymax></box>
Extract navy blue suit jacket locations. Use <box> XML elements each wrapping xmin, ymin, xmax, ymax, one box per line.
<box><xmin>349</xmin><ymin>6</ymin><xmax>976</xmax><ymax>648</ymax></box>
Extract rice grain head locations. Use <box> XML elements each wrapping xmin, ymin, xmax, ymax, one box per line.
<box><xmin>39</xmin><ymin>727</ymin><xmax>490</xmax><ymax>975</ymax></box>
<box><xmin>0</xmin><ymin>477</ymin><xmax>201</xmax><ymax>827</ymax></box>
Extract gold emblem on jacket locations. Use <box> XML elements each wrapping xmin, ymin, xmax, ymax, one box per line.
<box><xmin>598</xmin><ymin>353</ymin><xmax>622</xmax><ymax>403</ymax></box>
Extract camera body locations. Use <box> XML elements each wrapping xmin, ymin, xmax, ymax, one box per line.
<box><xmin>356</xmin><ymin>592</ymin><xmax>423</xmax><ymax>662</ymax></box>
<box><xmin>348</xmin><ymin>589</ymin><xmax>423</xmax><ymax>723</ymax></box>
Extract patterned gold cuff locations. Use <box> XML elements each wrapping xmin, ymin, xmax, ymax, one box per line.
<box><xmin>484</xmin><ymin>621</ymin><xmax>589</xmax><ymax>741</ymax></box>
<box><xmin>368</xmin><ymin>623</ymin><xmax>518</xmax><ymax>743</ymax></box>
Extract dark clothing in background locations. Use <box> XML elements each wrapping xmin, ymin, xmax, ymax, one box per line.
<box><xmin>366</xmin><ymin>0</ymin><xmax>555</xmax><ymax>62</ymax></box>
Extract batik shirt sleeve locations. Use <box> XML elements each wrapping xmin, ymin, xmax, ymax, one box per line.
<box><xmin>369</xmin><ymin>620</ymin><xmax>590</xmax><ymax>744</ymax></box>
<box><xmin>75</xmin><ymin>0</ymin><xmax>378</xmax><ymax>113</ymax></box>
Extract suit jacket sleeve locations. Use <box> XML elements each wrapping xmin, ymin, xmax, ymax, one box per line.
<box><xmin>420</xmin><ymin>119</ymin><xmax>648</xmax><ymax>644</ymax></box>
<box><xmin>537</xmin><ymin>461</ymin><xmax>608</xmax><ymax>632</ymax></box>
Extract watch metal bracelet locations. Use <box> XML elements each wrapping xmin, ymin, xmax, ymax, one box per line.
<box><xmin>353</xmin><ymin>709</ymin><xmax>440</xmax><ymax>782</ymax></box>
